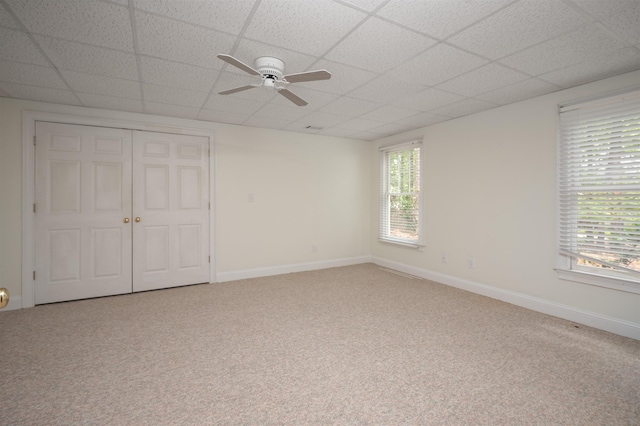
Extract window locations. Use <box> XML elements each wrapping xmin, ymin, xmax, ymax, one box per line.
<box><xmin>379</xmin><ymin>140</ymin><xmax>423</xmax><ymax>248</ymax></box>
<box><xmin>557</xmin><ymin>89</ymin><xmax>640</xmax><ymax>292</ymax></box>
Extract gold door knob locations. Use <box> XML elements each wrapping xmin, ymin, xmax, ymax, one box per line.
<box><xmin>123</xmin><ymin>217</ymin><xmax>130</xmax><ymax>223</ymax></box>
<box><xmin>135</xmin><ymin>217</ymin><xmax>141</xmax><ymax>222</ymax></box>
<box><xmin>0</xmin><ymin>288</ymin><xmax>9</xmax><ymax>309</ymax></box>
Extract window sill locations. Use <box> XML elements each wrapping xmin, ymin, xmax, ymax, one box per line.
<box><xmin>555</xmin><ymin>268</ymin><xmax>640</xmax><ymax>295</ymax></box>
<box><xmin>378</xmin><ymin>238</ymin><xmax>425</xmax><ymax>251</ymax></box>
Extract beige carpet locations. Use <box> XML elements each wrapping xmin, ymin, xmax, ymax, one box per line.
<box><xmin>1</xmin><ymin>263</ymin><xmax>638</xmax><ymax>425</ymax></box>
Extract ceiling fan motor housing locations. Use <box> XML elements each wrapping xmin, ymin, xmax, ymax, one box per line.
<box><xmin>255</xmin><ymin>56</ymin><xmax>285</xmax><ymax>80</ymax></box>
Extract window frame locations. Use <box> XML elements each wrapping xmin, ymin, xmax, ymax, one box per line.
<box><xmin>556</xmin><ymin>88</ymin><xmax>640</xmax><ymax>294</ymax></box>
<box><xmin>379</xmin><ymin>140</ymin><xmax>424</xmax><ymax>250</ymax></box>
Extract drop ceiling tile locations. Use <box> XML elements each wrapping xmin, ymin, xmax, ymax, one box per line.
<box><xmin>392</xmin><ymin>88</ymin><xmax>464</xmax><ymax>111</ymax></box>
<box><xmin>377</xmin><ymin>0</ymin><xmax>512</xmax><ymax>39</ymax></box>
<box><xmin>134</xmin><ymin>0</ymin><xmax>256</xmax><ymax>35</ymax></box>
<box><xmin>500</xmin><ymin>23</ymin><xmax>627</xmax><ymax>76</ymax></box>
<box><xmin>361</xmin><ymin>105</ymin><xmax>420</xmax><ymax>123</ymax></box>
<box><xmin>203</xmin><ymin>95</ymin><xmax>264</xmax><ymax>114</ymax></box>
<box><xmin>1</xmin><ymin>0</ymin><xmax>637</xmax><ymax>137</ymax></box>
<box><xmin>436</xmin><ymin>63</ymin><xmax>529</xmax><ymax>97</ymax></box>
<box><xmin>372</xmin><ymin>123</ymin><xmax>415</xmax><ymax>137</ymax></box>
<box><xmin>0</xmin><ymin>82</ymin><xmax>79</xmax><ymax>105</ymax></box>
<box><xmin>282</xmin><ymin>123</ymin><xmax>323</xmax><ymax>135</ymax></box>
<box><xmin>569</xmin><ymin>0</ymin><xmax>636</xmax><ymax>18</ymax></box>
<box><xmin>242</xmin><ymin>115</ymin><xmax>292</xmax><ymax>130</ymax></box>
<box><xmin>145</xmin><ymin>102</ymin><xmax>200</xmax><ymax>120</ymax></box>
<box><xmin>34</xmin><ymin>35</ymin><xmax>138</xmax><ymax>80</ymax></box>
<box><xmin>254</xmin><ymin>101</ymin><xmax>311</xmax><ymax>121</ymax></box>
<box><xmin>244</xmin><ymin>0</ymin><xmax>366</xmax><ymax>56</ymax></box>
<box><xmin>319</xmin><ymin>96</ymin><xmax>382</xmax><ymax>117</ymax></box>
<box><xmin>348</xmin><ymin>129</ymin><xmax>386</xmax><ymax>140</ymax></box>
<box><xmin>394</xmin><ymin>111</ymin><xmax>449</xmax><ymax>128</ymax></box>
<box><xmin>77</xmin><ymin>92</ymin><xmax>144</xmax><ymax>113</ymax></box>
<box><xmin>348</xmin><ymin>75</ymin><xmax>424</xmax><ymax>104</ymax></box>
<box><xmin>0</xmin><ymin>4</ymin><xmax>20</xmax><ymax>28</ymax></box>
<box><xmin>600</xmin><ymin>5</ymin><xmax>640</xmax><ymax>46</ymax></box>
<box><xmin>140</xmin><ymin>57</ymin><xmax>218</xmax><ymax>91</ymax></box>
<box><xmin>60</xmin><ymin>70</ymin><xmax>141</xmax><ymax>99</ymax></box>
<box><xmin>231</xmin><ymin>39</ymin><xmax>316</xmax><ymax>77</ymax></box>
<box><xmin>0</xmin><ymin>86</ymin><xmax>10</xmax><ymax>96</ymax></box>
<box><xmin>6</xmin><ymin>0</ymin><xmax>133</xmax><ymax>51</ymax></box>
<box><xmin>339</xmin><ymin>0</ymin><xmax>387</xmax><ymax>12</ymax></box>
<box><xmin>389</xmin><ymin>43</ymin><xmax>487</xmax><ymax>86</ymax></box>
<box><xmin>270</xmin><ymin>87</ymin><xmax>338</xmax><ymax>109</ymax></box>
<box><xmin>338</xmin><ymin>117</ymin><xmax>387</xmax><ymax>131</ymax></box>
<box><xmin>143</xmin><ymin>83</ymin><xmax>208</xmax><ymax>108</ymax></box>
<box><xmin>306</xmin><ymin>59</ymin><xmax>377</xmax><ymax>95</ymax></box>
<box><xmin>447</xmin><ymin>0</ymin><xmax>593</xmax><ymax>59</ymax></box>
<box><xmin>326</xmin><ymin>17</ymin><xmax>437</xmax><ymax>72</ymax></box>
<box><xmin>0</xmin><ymin>28</ymin><xmax>49</xmax><ymax>66</ymax></box>
<box><xmin>476</xmin><ymin>78</ymin><xmax>558</xmax><ymax>105</ymax></box>
<box><xmin>430</xmin><ymin>98</ymin><xmax>496</xmax><ymax>118</ymax></box>
<box><xmin>0</xmin><ymin>60</ymin><xmax>67</xmax><ymax>89</ymax></box>
<box><xmin>539</xmin><ymin>47</ymin><xmax>640</xmax><ymax>88</ymax></box>
<box><xmin>318</xmin><ymin>127</ymin><xmax>359</xmax><ymax>138</ymax></box>
<box><xmin>198</xmin><ymin>109</ymin><xmax>249</xmax><ymax>125</ymax></box>
<box><xmin>135</xmin><ymin>11</ymin><xmax>235</xmax><ymax>69</ymax></box>
<box><xmin>293</xmin><ymin>111</ymin><xmax>349</xmax><ymax>128</ymax></box>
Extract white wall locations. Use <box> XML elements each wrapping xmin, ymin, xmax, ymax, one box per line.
<box><xmin>213</xmin><ymin>124</ymin><xmax>371</xmax><ymax>278</ymax></box>
<box><xmin>0</xmin><ymin>99</ymin><xmax>22</xmax><ymax>305</ymax></box>
<box><xmin>371</xmin><ymin>70</ymin><xmax>640</xmax><ymax>329</ymax></box>
<box><xmin>2</xmin><ymin>70</ymin><xmax>639</xmax><ymax>338</ymax></box>
<box><xmin>0</xmin><ymin>98</ymin><xmax>371</xmax><ymax>304</ymax></box>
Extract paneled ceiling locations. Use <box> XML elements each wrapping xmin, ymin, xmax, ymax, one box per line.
<box><xmin>1</xmin><ymin>0</ymin><xmax>639</xmax><ymax>140</ymax></box>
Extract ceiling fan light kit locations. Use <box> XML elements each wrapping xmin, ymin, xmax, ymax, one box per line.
<box><xmin>254</xmin><ymin>56</ymin><xmax>285</xmax><ymax>80</ymax></box>
<box><xmin>217</xmin><ymin>54</ymin><xmax>331</xmax><ymax>107</ymax></box>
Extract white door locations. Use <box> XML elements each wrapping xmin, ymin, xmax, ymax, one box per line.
<box><xmin>35</xmin><ymin>122</ymin><xmax>133</xmax><ymax>304</ymax></box>
<box><xmin>132</xmin><ymin>131</ymin><xmax>210</xmax><ymax>292</ymax></box>
<box><xmin>34</xmin><ymin>124</ymin><xmax>210</xmax><ymax>304</ymax></box>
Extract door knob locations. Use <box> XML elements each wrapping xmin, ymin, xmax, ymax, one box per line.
<box><xmin>135</xmin><ymin>217</ymin><xmax>141</xmax><ymax>222</ymax></box>
<box><xmin>123</xmin><ymin>217</ymin><xmax>130</xmax><ymax>223</ymax></box>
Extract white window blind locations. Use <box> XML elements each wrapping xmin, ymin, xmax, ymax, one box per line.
<box><xmin>379</xmin><ymin>140</ymin><xmax>422</xmax><ymax>247</ymax></box>
<box><xmin>558</xmin><ymin>89</ymin><xmax>640</xmax><ymax>282</ymax></box>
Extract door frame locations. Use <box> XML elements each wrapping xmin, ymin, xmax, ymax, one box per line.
<box><xmin>22</xmin><ymin>110</ymin><xmax>216</xmax><ymax>308</ymax></box>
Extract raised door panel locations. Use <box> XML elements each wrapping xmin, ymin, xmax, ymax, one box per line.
<box><xmin>35</xmin><ymin>122</ymin><xmax>133</xmax><ymax>304</ymax></box>
<box><xmin>49</xmin><ymin>229</ymin><xmax>81</xmax><ymax>281</ymax></box>
<box><xmin>132</xmin><ymin>131</ymin><xmax>209</xmax><ymax>292</ymax></box>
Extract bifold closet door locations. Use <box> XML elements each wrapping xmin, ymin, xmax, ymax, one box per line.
<box><xmin>35</xmin><ymin>122</ymin><xmax>133</xmax><ymax>304</ymax></box>
<box><xmin>132</xmin><ymin>131</ymin><xmax>210</xmax><ymax>292</ymax></box>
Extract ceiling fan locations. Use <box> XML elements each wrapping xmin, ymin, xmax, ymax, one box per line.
<box><xmin>217</xmin><ymin>54</ymin><xmax>331</xmax><ymax>106</ymax></box>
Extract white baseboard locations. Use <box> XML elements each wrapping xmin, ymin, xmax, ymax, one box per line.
<box><xmin>0</xmin><ymin>295</ymin><xmax>22</xmax><ymax>312</ymax></box>
<box><xmin>215</xmin><ymin>256</ymin><xmax>372</xmax><ymax>283</ymax></box>
<box><xmin>371</xmin><ymin>257</ymin><xmax>640</xmax><ymax>341</ymax></box>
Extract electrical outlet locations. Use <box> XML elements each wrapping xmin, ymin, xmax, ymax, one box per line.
<box><xmin>312</xmin><ymin>244</ymin><xmax>318</xmax><ymax>253</ymax></box>
<box><xmin>248</xmin><ymin>193</ymin><xmax>254</xmax><ymax>203</ymax></box>
<box><xmin>468</xmin><ymin>258</ymin><xmax>476</xmax><ymax>269</ymax></box>
<box><xmin>441</xmin><ymin>253</ymin><xmax>447</xmax><ymax>263</ymax></box>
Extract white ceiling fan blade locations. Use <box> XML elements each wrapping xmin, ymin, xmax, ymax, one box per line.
<box><xmin>219</xmin><ymin>85</ymin><xmax>257</xmax><ymax>95</ymax></box>
<box><xmin>283</xmin><ymin>69</ymin><xmax>331</xmax><ymax>83</ymax></box>
<box><xmin>217</xmin><ymin>54</ymin><xmax>261</xmax><ymax>76</ymax></box>
<box><xmin>277</xmin><ymin>88</ymin><xmax>308</xmax><ymax>106</ymax></box>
